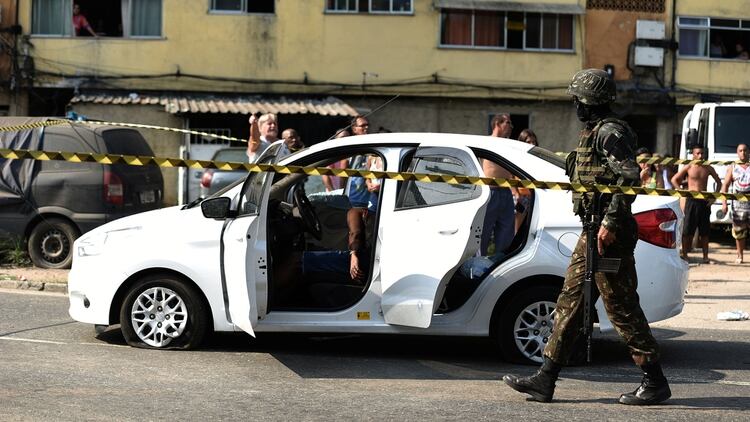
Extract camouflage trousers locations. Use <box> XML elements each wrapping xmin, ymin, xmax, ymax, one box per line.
<box><xmin>544</xmin><ymin>223</ymin><xmax>660</xmax><ymax>366</ymax></box>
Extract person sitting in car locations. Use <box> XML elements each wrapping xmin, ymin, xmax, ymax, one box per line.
<box><xmin>274</xmin><ymin>204</ymin><xmax>371</xmax><ymax>303</ymax></box>
<box><xmin>302</xmin><ymin>207</ymin><xmax>370</xmax><ymax>283</ymax></box>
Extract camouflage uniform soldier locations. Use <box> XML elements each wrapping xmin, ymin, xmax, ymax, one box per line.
<box><xmin>503</xmin><ymin>69</ymin><xmax>671</xmax><ymax>406</ymax></box>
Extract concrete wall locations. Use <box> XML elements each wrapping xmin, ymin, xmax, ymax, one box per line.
<box><xmin>71</xmin><ymin>104</ymin><xmax>184</xmax><ymax>206</ymax></box>
<box><xmin>584</xmin><ymin>9</ymin><xmax>669</xmax><ymax>81</ymax></box>
<box><xmin>348</xmin><ymin>96</ymin><xmax>580</xmax><ymax>153</ymax></box>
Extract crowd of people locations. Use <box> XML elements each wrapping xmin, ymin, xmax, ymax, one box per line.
<box><xmin>243</xmin><ymin>110</ymin><xmax>750</xmax><ymax>266</ymax></box>
<box><xmin>634</xmin><ymin>143</ymin><xmax>749</xmax><ymax>265</ymax></box>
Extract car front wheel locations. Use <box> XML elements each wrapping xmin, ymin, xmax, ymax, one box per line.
<box><xmin>495</xmin><ymin>285</ymin><xmax>560</xmax><ymax>365</ymax></box>
<box><xmin>28</xmin><ymin>218</ymin><xmax>79</xmax><ymax>269</ymax></box>
<box><xmin>120</xmin><ymin>275</ymin><xmax>209</xmax><ymax>350</ymax></box>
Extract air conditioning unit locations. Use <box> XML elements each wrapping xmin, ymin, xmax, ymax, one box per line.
<box><xmin>636</xmin><ymin>20</ymin><xmax>665</xmax><ymax>40</ymax></box>
<box><xmin>634</xmin><ymin>46</ymin><xmax>664</xmax><ymax>67</ymax></box>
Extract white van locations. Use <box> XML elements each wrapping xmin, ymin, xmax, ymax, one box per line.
<box><xmin>679</xmin><ymin>101</ymin><xmax>750</xmax><ymax>224</ymax></box>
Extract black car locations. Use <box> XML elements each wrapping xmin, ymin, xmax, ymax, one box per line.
<box><xmin>0</xmin><ymin>118</ymin><xmax>163</xmax><ymax>268</ymax></box>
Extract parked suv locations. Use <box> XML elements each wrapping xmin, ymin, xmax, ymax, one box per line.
<box><xmin>0</xmin><ymin>118</ymin><xmax>163</xmax><ymax>269</ymax></box>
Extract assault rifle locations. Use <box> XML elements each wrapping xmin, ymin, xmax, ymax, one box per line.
<box><xmin>582</xmin><ymin>192</ymin><xmax>621</xmax><ymax>363</ymax></box>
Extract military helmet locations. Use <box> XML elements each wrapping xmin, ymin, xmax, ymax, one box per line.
<box><xmin>567</xmin><ymin>68</ymin><xmax>616</xmax><ymax>105</ymax></box>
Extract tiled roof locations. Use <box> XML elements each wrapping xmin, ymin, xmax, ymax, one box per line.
<box><xmin>70</xmin><ymin>93</ymin><xmax>359</xmax><ymax>116</ymax></box>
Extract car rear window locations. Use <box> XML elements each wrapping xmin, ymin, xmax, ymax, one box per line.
<box><xmin>213</xmin><ymin>148</ymin><xmax>248</xmax><ymax>162</ymax></box>
<box><xmin>528</xmin><ymin>146</ymin><xmax>565</xmax><ymax>169</ymax></box>
<box><xmin>101</xmin><ymin>129</ymin><xmax>155</xmax><ymax>156</ymax></box>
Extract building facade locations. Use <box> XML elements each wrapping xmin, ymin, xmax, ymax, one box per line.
<box><xmin>8</xmin><ymin>0</ymin><xmax>750</xmax><ymax>204</ymax></box>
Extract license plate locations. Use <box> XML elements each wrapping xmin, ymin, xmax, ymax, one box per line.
<box><xmin>139</xmin><ymin>190</ymin><xmax>155</xmax><ymax>204</ymax></box>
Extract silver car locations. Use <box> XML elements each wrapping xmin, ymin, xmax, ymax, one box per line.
<box><xmin>199</xmin><ymin>147</ymin><xmax>248</xmax><ymax>197</ymax></box>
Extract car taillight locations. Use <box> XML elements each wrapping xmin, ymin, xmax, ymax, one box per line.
<box><xmin>103</xmin><ymin>169</ymin><xmax>124</xmax><ymax>206</ymax></box>
<box><xmin>200</xmin><ymin>170</ymin><xmax>213</xmax><ymax>188</ymax></box>
<box><xmin>634</xmin><ymin>208</ymin><xmax>677</xmax><ymax>249</ymax></box>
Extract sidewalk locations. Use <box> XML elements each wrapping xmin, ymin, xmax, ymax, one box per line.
<box><xmin>0</xmin><ymin>266</ymin><xmax>68</xmax><ymax>293</ymax></box>
<box><xmin>1</xmin><ymin>241</ymin><xmax>749</xmax><ymax>330</ymax></box>
<box><xmin>652</xmin><ymin>240</ymin><xmax>750</xmax><ymax>331</ymax></box>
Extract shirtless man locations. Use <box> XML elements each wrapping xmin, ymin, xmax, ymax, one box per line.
<box><xmin>671</xmin><ymin>145</ymin><xmax>721</xmax><ymax>262</ymax></box>
<box><xmin>481</xmin><ymin>114</ymin><xmax>515</xmax><ymax>256</ymax></box>
<box><xmin>720</xmin><ymin>144</ymin><xmax>750</xmax><ymax>263</ymax></box>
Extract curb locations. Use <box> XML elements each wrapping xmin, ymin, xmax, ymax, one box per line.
<box><xmin>0</xmin><ymin>279</ymin><xmax>67</xmax><ymax>293</ymax></box>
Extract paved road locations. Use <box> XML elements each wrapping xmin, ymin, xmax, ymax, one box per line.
<box><xmin>1</xmin><ymin>289</ymin><xmax>748</xmax><ymax>421</ymax></box>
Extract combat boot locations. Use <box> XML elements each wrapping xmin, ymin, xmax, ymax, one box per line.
<box><xmin>503</xmin><ymin>357</ymin><xmax>561</xmax><ymax>403</ymax></box>
<box><xmin>619</xmin><ymin>362</ymin><xmax>671</xmax><ymax>405</ymax></box>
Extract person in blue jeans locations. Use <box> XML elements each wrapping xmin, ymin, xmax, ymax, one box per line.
<box><xmin>481</xmin><ymin>114</ymin><xmax>516</xmax><ymax>256</ymax></box>
<box><xmin>303</xmin><ymin>207</ymin><xmax>370</xmax><ymax>283</ymax></box>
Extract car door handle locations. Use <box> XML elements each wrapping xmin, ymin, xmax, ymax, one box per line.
<box><xmin>235</xmin><ymin>237</ymin><xmax>244</xmax><ymax>242</ymax></box>
<box><xmin>438</xmin><ymin>229</ymin><xmax>459</xmax><ymax>235</ymax></box>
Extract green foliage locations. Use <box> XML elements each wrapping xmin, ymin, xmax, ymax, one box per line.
<box><xmin>0</xmin><ymin>236</ymin><xmax>31</xmax><ymax>267</ymax></box>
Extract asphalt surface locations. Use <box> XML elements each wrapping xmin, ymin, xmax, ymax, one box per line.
<box><xmin>1</xmin><ymin>289</ymin><xmax>748</xmax><ymax>421</ymax></box>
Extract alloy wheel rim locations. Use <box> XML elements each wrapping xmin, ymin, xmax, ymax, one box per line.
<box><xmin>131</xmin><ymin>287</ymin><xmax>188</xmax><ymax>347</ymax></box>
<box><xmin>514</xmin><ymin>301</ymin><xmax>556</xmax><ymax>363</ymax></box>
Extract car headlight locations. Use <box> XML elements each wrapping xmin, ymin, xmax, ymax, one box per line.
<box><xmin>77</xmin><ymin>227</ymin><xmax>141</xmax><ymax>257</ymax></box>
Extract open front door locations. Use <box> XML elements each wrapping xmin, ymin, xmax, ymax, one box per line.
<box><xmin>221</xmin><ymin>143</ymin><xmax>281</xmax><ymax>336</ymax></box>
<box><xmin>379</xmin><ymin>145</ymin><xmax>489</xmax><ymax>328</ymax></box>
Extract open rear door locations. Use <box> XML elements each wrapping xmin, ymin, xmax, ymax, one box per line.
<box><xmin>379</xmin><ymin>145</ymin><xmax>489</xmax><ymax>328</ymax></box>
<box><xmin>221</xmin><ymin>143</ymin><xmax>282</xmax><ymax>336</ymax></box>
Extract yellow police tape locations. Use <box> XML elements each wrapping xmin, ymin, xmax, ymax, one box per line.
<box><xmin>0</xmin><ymin>118</ymin><xmax>743</xmax><ymax>167</ymax></box>
<box><xmin>1</xmin><ymin>147</ymin><xmax>747</xmax><ymax>202</ymax></box>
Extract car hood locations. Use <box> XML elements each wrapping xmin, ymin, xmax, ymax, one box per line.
<box><xmin>80</xmin><ymin>205</ymin><xmax>201</xmax><ymax>238</ymax></box>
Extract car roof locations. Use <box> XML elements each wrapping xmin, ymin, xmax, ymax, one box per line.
<box><xmin>285</xmin><ymin>132</ymin><xmax>567</xmax><ymax>183</ymax></box>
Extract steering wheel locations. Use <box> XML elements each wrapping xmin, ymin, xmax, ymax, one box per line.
<box><xmin>293</xmin><ymin>188</ymin><xmax>322</xmax><ymax>240</ymax></box>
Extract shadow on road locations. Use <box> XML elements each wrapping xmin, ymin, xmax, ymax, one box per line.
<box><xmin>91</xmin><ymin>325</ymin><xmax>748</xmax><ymax>393</ymax></box>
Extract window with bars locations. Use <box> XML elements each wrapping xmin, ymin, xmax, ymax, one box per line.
<box><xmin>326</xmin><ymin>0</ymin><xmax>412</xmax><ymax>14</ymax></box>
<box><xmin>440</xmin><ymin>9</ymin><xmax>573</xmax><ymax>51</ymax></box>
<box><xmin>678</xmin><ymin>16</ymin><xmax>750</xmax><ymax>60</ymax></box>
<box><xmin>210</xmin><ymin>0</ymin><xmax>275</xmax><ymax>14</ymax></box>
<box><xmin>587</xmin><ymin>0</ymin><xmax>665</xmax><ymax>13</ymax></box>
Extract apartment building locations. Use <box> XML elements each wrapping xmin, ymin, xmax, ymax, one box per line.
<box><xmin>10</xmin><ymin>1</ymin><xmax>750</xmax><ymax>203</ymax></box>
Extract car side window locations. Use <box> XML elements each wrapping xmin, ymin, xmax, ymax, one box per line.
<box><xmin>396</xmin><ymin>155</ymin><xmax>480</xmax><ymax>210</ymax></box>
<box><xmin>40</xmin><ymin>134</ymin><xmax>92</xmax><ymax>172</ymax></box>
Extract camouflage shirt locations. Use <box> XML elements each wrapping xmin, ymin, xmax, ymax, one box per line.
<box><xmin>589</xmin><ymin>118</ymin><xmax>640</xmax><ymax>231</ymax></box>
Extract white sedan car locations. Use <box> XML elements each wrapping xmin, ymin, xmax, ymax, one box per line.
<box><xmin>68</xmin><ymin>134</ymin><xmax>688</xmax><ymax>364</ymax></box>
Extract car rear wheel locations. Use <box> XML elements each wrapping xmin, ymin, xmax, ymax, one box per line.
<box><xmin>27</xmin><ymin>218</ymin><xmax>79</xmax><ymax>269</ymax></box>
<box><xmin>120</xmin><ymin>275</ymin><xmax>209</xmax><ymax>350</ymax></box>
<box><xmin>495</xmin><ymin>285</ymin><xmax>560</xmax><ymax>365</ymax></box>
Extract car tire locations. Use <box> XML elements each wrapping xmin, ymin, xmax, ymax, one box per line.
<box><xmin>27</xmin><ymin>218</ymin><xmax>79</xmax><ymax>269</ymax></box>
<box><xmin>120</xmin><ymin>275</ymin><xmax>209</xmax><ymax>350</ymax></box>
<box><xmin>495</xmin><ymin>285</ymin><xmax>560</xmax><ymax>365</ymax></box>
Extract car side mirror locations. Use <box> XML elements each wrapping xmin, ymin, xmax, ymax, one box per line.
<box><xmin>201</xmin><ymin>197</ymin><xmax>232</xmax><ymax>219</ymax></box>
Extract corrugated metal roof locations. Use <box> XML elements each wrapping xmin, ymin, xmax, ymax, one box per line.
<box><xmin>70</xmin><ymin>93</ymin><xmax>359</xmax><ymax>117</ymax></box>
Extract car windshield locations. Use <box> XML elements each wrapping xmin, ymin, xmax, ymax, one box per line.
<box><xmin>212</xmin><ymin>148</ymin><xmax>248</xmax><ymax>162</ymax></box>
<box><xmin>714</xmin><ymin>107</ymin><xmax>750</xmax><ymax>154</ymax></box>
<box><xmin>195</xmin><ymin>144</ymin><xmax>283</xmax><ymax>205</ymax></box>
